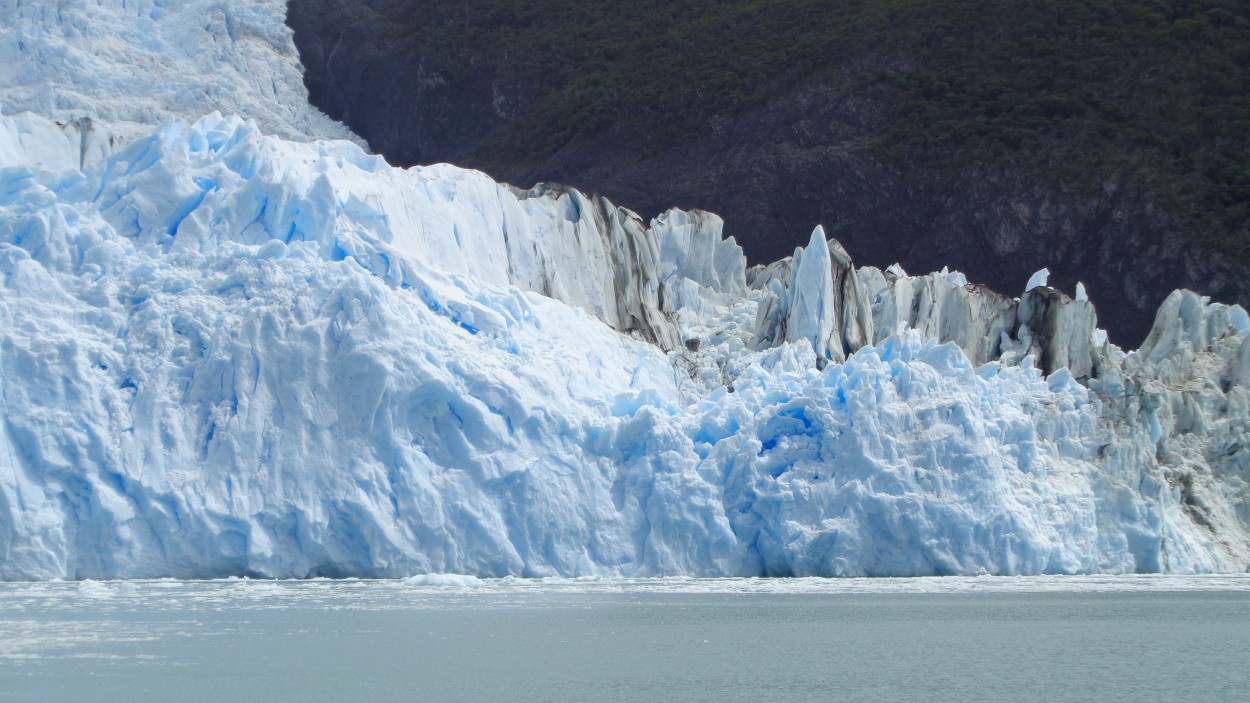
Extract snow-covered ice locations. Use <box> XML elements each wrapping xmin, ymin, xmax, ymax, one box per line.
<box><xmin>0</xmin><ymin>1</ymin><xmax>1247</xmax><ymax>580</ymax></box>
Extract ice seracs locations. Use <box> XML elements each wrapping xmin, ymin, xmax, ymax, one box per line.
<box><xmin>752</xmin><ymin>226</ymin><xmax>871</xmax><ymax>364</ymax></box>
<box><xmin>860</xmin><ymin>265</ymin><xmax>1017</xmax><ymax>366</ymax></box>
<box><xmin>1025</xmin><ymin>267</ymin><xmax>1050</xmax><ymax>293</ymax></box>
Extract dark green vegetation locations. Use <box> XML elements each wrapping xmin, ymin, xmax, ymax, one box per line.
<box><xmin>389</xmin><ymin>0</ymin><xmax>889</xmax><ymax>161</ymax></box>
<box><xmin>389</xmin><ymin>0</ymin><xmax>1250</xmax><ymax>261</ymax></box>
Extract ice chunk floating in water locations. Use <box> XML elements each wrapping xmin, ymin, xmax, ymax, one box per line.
<box><xmin>0</xmin><ymin>1</ymin><xmax>1247</xmax><ymax>580</ymax></box>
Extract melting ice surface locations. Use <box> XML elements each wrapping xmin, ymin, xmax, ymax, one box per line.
<box><xmin>0</xmin><ymin>0</ymin><xmax>1248</xmax><ymax>580</ymax></box>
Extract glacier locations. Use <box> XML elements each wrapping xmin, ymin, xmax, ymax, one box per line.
<box><xmin>0</xmin><ymin>1</ymin><xmax>1247</xmax><ymax>580</ymax></box>
<box><xmin>0</xmin><ymin>0</ymin><xmax>354</xmax><ymax>152</ymax></box>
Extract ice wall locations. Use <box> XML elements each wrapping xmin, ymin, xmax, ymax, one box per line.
<box><xmin>0</xmin><ymin>111</ymin><xmax>1246</xmax><ymax>579</ymax></box>
<box><xmin>0</xmin><ymin>0</ymin><xmax>356</xmax><ymax>162</ymax></box>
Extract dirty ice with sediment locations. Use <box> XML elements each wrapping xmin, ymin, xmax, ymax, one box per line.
<box><xmin>0</xmin><ymin>0</ymin><xmax>1247</xmax><ymax>580</ymax></box>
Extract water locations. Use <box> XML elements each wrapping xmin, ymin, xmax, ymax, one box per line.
<box><xmin>2</xmin><ymin>575</ymin><xmax>1248</xmax><ymax>702</ymax></box>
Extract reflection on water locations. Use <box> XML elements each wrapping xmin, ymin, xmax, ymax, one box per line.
<box><xmin>2</xmin><ymin>575</ymin><xmax>1249</xmax><ymax>702</ymax></box>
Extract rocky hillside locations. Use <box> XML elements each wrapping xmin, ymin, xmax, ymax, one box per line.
<box><xmin>286</xmin><ymin>0</ymin><xmax>1250</xmax><ymax>346</ymax></box>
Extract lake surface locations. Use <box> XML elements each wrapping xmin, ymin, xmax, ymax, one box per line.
<box><xmin>2</xmin><ymin>575</ymin><xmax>1248</xmax><ymax>702</ymax></box>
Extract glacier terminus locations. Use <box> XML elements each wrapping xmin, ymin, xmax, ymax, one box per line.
<box><xmin>0</xmin><ymin>0</ymin><xmax>1247</xmax><ymax>580</ymax></box>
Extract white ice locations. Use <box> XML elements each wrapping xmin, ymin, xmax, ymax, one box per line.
<box><xmin>0</xmin><ymin>0</ymin><xmax>355</xmax><ymax>165</ymax></box>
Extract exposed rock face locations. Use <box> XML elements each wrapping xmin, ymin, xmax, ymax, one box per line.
<box><xmin>285</xmin><ymin>0</ymin><xmax>493</xmax><ymax>167</ymax></box>
<box><xmin>285</xmin><ymin>0</ymin><xmax>1249</xmax><ymax>349</ymax></box>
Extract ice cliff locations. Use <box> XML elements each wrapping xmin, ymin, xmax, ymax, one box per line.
<box><xmin>0</xmin><ymin>1</ymin><xmax>1247</xmax><ymax>579</ymax></box>
<box><xmin>0</xmin><ymin>0</ymin><xmax>354</xmax><ymax>162</ymax></box>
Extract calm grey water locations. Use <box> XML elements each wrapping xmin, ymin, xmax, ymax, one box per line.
<box><xmin>2</xmin><ymin>576</ymin><xmax>1248</xmax><ymax>702</ymax></box>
